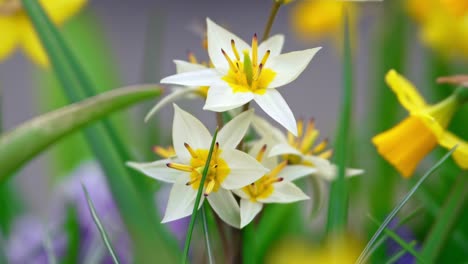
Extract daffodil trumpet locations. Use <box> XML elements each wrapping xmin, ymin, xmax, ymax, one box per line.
<box><xmin>372</xmin><ymin>69</ymin><xmax>468</xmax><ymax>178</ymax></box>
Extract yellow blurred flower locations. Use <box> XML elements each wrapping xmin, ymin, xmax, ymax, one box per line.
<box><xmin>407</xmin><ymin>0</ymin><xmax>468</xmax><ymax>58</ymax></box>
<box><xmin>0</xmin><ymin>0</ymin><xmax>87</xmax><ymax>67</ymax></box>
<box><xmin>266</xmin><ymin>235</ymin><xmax>363</xmax><ymax>264</ymax></box>
<box><xmin>372</xmin><ymin>69</ymin><xmax>468</xmax><ymax>178</ymax></box>
<box><xmin>290</xmin><ymin>0</ymin><xmax>357</xmax><ymax>45</ymax></box>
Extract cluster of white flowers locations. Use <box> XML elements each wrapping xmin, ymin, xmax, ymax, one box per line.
<box><xmin>128</xmin><ymin>18</ymin><xmax>363</xmax><ymax>228</ymax></box>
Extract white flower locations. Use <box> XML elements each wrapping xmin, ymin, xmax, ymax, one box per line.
<box><xmin>233</xmin><ymin>142</ymin><xmax>312</xmax><ymax>228</ymax></box>
<box><xmin>161</xmin><ymin>18</ymin><xmax>321</xmax><ymax>136</ymax></box>
<box><xmin>145</xmin><ymin>60</ymin><xmax>209</xmax><ymax>122</ymax></box>
<box><xmin>127</xmin><ymin>104</ymin><xmax>268</xmax><ymax>228</ymax></box>
<box><xmin>252</xmin><ymin>115</ymin><xmax>364</xmax><ymax>181</ymax></box>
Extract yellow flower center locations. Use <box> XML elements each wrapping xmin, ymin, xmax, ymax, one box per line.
<box><xmin>167</xmin><ymin>142</ymin><xmax>230</xmax><ymax>196</ymax></box>
<box><xmin>285</xmin><ymin>119</ymin><xmax>332</xmax><ymax>165</ymax></box>
<box><xmin>243</xmin><ymin>145</ymin><xmax>285</xmax><ymax>201</ymax></box>
<box><xmin>221</xmin><ymin>34</ymin><xmax>276</xmax><ymax>95</ymax></box>
<box><xmin>0</xmin><ymin>0</ymin><xmax>21</xmax><ymax>15</ymax></box>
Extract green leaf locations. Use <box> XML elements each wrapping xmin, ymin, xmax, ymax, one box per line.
<box><xmin>201</xmin><ymin>204</ymin><xmax>215</xmax><ymax>264</ymax></box>
<box><xmin>62</xmin><ymin>206</ymin><xmax>80</xmax><ymax>264</ymax></box>
<box><xmin>384</xmin><ymin>241</ymin><xmax>418</xmax><ymax>264</ymax></box>
<box><xmin>355</xmin><ymin>147</ymin><xmax>456</xmax><ymax>264</ymax></box>
<box><xmin>242</xmin><ymin>222</ymin><xmax>256</xmax><ymax>264</ymax></box>
<box><xmin>82</xmin><ymin>183</ymin><xmax>121</xmax><ymax>264</ymax></box>
<box><xmin>420</xmin><ymin>172</ymin><xmax>468</xmax><ymax>262</ymax></box>
<box><xmin>0</xmin><ymin>86</ymin><xmax>161</xmax><ymax>182</ymax></box>
<box><xmin>326</xmin><ymin>8</ymin><xmax>353</xmax><ymax>234</ymax></box>
<box><xmin>183</xmin><ymin>128</ymin><xmax>219</xmax><ymax>264</ymax></box>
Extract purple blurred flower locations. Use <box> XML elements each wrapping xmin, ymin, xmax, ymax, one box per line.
<box><xmin>386</xmin><ymin>219</ymin><xmax>420</xmax><ymax>264</ymax></box>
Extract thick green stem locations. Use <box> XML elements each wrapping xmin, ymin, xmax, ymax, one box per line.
<box><xmin>262</xmin><ymin>2</ymin><xmax>281</xmax><ymax>42</ymax></box>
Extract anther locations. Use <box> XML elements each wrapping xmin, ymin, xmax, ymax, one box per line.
<box><xmin>312</xmin><ymin>138</ymin><xmax>328</xmax><ymax>154</ymax></box>
<box><xmin>269</xmin><ymin>161</ymin><xmax>288</xmax><ymax>178</ymax></box>
<box><xmin>256</xmin><ymin>144</ymin><xmax>268</xmax><ymax>162</ymax></box>
<box><xmin>167</xmin><ymin>163</ymin><xmax>193</xmax><ymax>172</ymax></box>
<box><xmin>260</xmin><ymin>50</ymin><xmax>270</xmax><ymax>66</ymax></box>
<box><xmin>221</xmin><ymin>49</ymin><xmax>237</xmax><ymax>71</ymax></box>
<box><xmin>187</xmin><ymin>51</ymin><xmax>197</xmax><ymax>64</ymax></box>
<box><xmin>252</xmin><ymin>33</ymin><xmax>258</xmax><ymax>66</ymax></box>
<box><xmin>184</xmin><ymin>142</ymin><xmax>198</xmax><ymax>158</ymax></box>
<box><xmin>231</xmin><ymin>39</ymin><xmax>241</xmax><ymax>60</ymax></box>
<box><xmin>204</xmin><ymin>180</ymin><xmax>216</xmax><ymax>196</ymax></box>
<box><xmin>253</xmin><ymin>63</ymin><xmax>263</xmax><ymax>81</ymax></box>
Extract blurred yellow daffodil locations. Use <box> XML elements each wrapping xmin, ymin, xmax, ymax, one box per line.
<box><xmin>0</xmin><ymin>0</ymin><xmax>86</xmax><ymax>67</ymax></box>
<box><xmin>372</xmin><ymin>69</ymin><xmax>468</xmax><ymax>178</ymax></box>
<box><xmin>407</xmin><ymin>0</ymin><xmax>468</xmax><ymax>59</ymax></box>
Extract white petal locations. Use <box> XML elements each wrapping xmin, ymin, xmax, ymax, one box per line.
<box><xmin>248</xmin><ymin>139</ymin><xmax>278</xmax><ymax>169</ymax></box>
<box><xmin>218</xmin><ymin>109</ymin><xmax>254</xmax><ymax>149</ymax></box>
<box><xmin>232</xmin><ymin>189</ymin><xmax>251</xmax><ymax>200</ymax></box>
<box><xmin>269</xmin><ymin>143</ymin><xmax>302</xmax><ymax>157</ymax></box>
<box><xmin>162</xmin><ymin>182</ymin><xmax>199</xmax><ymax>223</ymax></box>
<box><xmin>206</xmin><ymin>18</ymin><xmax>250</xmax><ymax>71</ymax></box>
<box><xmin>240</xmin><ymin>199</ymin><xmax>263</xmax><ymax>228</ymax></box>
<box><xmin>278</xmin><ymin>165</ymin><xmax>317</xmax><ymax>182</ymax></box>
<box><xmin>267</xmin><ymin>47</ymin><xmax>322</xmax><ymax>89</ymax></box>
<box><xmin>174</xmin><ymin>60</ymin><xmax>207</xmax><ymax>73</ymax></box>
<box><xmin>252</xmin><ymin>115</ymin><xmax>287</xmax><ymax>143</ymax></box>
<box><xmin>145</xmin><ymin>87</ymin><xmax>199</xmax><ymax>122</ymax></box>
<box><xmin>258</xmin><ymin>181</ymin><xmax>309</xmax><ymax>203</ymax></box>
<box><xmin>161</xmin><ymin>69</ymin><xmax>219</xmax><ymax>87</ymax></box>
<box><xmin>303</xmin><ymin>156</ymin><xmax>364</xmax><ymax>181</ymax></box>
<box><xmin>220</xmin><ymin>149</ymin><xmax>268</xmax><ymax>189</ymax></box>
<box><xmin>204</xmin><ymin>83</ymin><xmax>254</xmax><ymax>112</ymax></box>
<box><xmin>207</xmin><ymin>188</ymin><xmax>240</xmax><ymax>228</ymax></box>
<box><xmin>254</xmin><ymin>90</ymin><xmax>297</xmax><ymax>136</ymax></box>
<box><xmin>258</xmin><ymin>34</ymin><xmax>284</xmax><ymax>58</ymax></box>
<box><xmin>126</xmin><ymin>160</ymin><xmax>186</xmax><ymax>183</ymax></box>
<box><xmin>173</xmin><ymin>104</ymin><xmax>212</xmax><ymax>163</ymax></box>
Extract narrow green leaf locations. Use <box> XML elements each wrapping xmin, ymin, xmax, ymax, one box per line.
<box><xmin>201</xmin><ymin>204</ymin><xmax>215</xmax><ymax>264</ymax></box>
<box><xmin>355</xmin><ymin>147</ymin><xmax>456</xmax><ymax>264</ymax></box>
<box><xmin>0</xmin><ymin>86</ymin><xmax>161</xmax><ymax>182</ymax></box>
<box><xmin>183</xmin><ymin>128</ymin><xmax>219</xmax><ymax>264</ymax></box>
<box><xmin>384</xmin><ymin>241</ymin><xmax>418</xmax><ymax>264</ymax></box>
<box><xmin>326</xmin><ymin>7</ymin><xmax>353</xmax><ymax>234</ymax></box>
<box><xmin>368</xmin><ymin>215</ymin><xmax>426</xmax><ymax>263</ymax></box>
<box><xmin>62</xmin><ymin>206</ymin><xmax>80</xmax><ymax>264</ymax></box>
<box><xmin>82</xmin><ymin>183</ymin><xmax>121</xmax><ymax>264</ymax></box>
<box><xmin>242</xmin><ymin>222</ymin><xmax>256</xmax><ymax>264</ymax></box>
<box><xmin>420</xmin><ymin>172</ymin><xmax>468</xmax><ymax>262</ymax></box>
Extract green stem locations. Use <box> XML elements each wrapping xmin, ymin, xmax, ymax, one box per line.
<box><xmin>242</xmin><ymin>223</ymin><xmax>256</xmax><ymax>264</ymax></box>
<box><xmin>326</xmin><ymin>8</ymin><xmax>353</xmax><ymax>234</ymax></box>
<box><xmin>420</xmin><ymin>173</ymin><xmax>468</xmax><ymax>263</ymax></box>
<box><xmin>455</xmin><ymin>86</ymin><xmax>468</xmax><ymax>104</ymax></box>
<box><xmin>262</xmin><ymin>1</ymin><xmax>281</xmax><ymax>41</ymax></box>
<box><xmin>182</xmin><ymin>128</ymin><xmax>219</xmax><ymax>264</ymax></box>
<box><xmin>201</xmin><ymin>204</ymin><xmax>215</xmax><ymax>264</ymax></box>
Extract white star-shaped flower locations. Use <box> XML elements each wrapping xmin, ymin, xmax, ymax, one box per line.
<box><xmin>127</xmin><ymin>105</ymin><xmax>268</xmax><ymax>228</ymax></box>
<box><xmin>161</xmin><ymin>18</ymin><xmax>321</xmax><ymax>136</ymax></box>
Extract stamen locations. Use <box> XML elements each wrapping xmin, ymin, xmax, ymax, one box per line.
<box><xmin>269</xmin><ymin>161</ymin><xmax>288</xmax><ymax>178</ymax></box>
<box><xmin>214</xmin><ymin>142</ymin><xmax>220</xmax><ymax>157</ymax></box>
<box><xmin>186</xmin><ymin>177</ymin><xmax>199</xmax><ymax>186</ymax></box>
<box><xmin>187</xmin><ymin>51</ymin><xmax>197</xmax><ymax>64</ymax></box>
<box><xmin>204</xmin><ymin>180</ymin><xmax>216</xmax><ymax>196</ymax></box>
<box><xmin>319</xmin><ymin>149</ymin><xmax>333</xmax><ymax>159</ymax></box>
<box><xmin>260</xmin><ymin>50</ymin><xmax>271</xmax><ymax>66</ymax></box>
<box><xmin>297</xmin><ymin>120</ymin><xmax>304</xmax><ymax>138</ymax></box>
<box><xmin>153</xmin><ymin>146</ymin><xmax>173</xmax><ymax>158</ymax></box>
<box><xmin>253</xmin><ymin>63</ymin><xmax>263</xmax><ymax>81</ymax></box>
<box><xmin>288</xmin><ymin>132</ymin><xmax>296</xmax><ymax>146</ymax></box>
<box><xmin>256</xmin><ymin>144</ymin><xmax>268</xmax><ymax>162</ymax></box>
<box><xmin>231</xmin><ymin>39</ymin><xmax>241</xmax><ymax>61</ymax></box>
<box><xmin>221</xmin><ymin>49</ymin><xmax>237</xmax><ymax>72</ymax></box>
<box><xmin>300</xmin><ymin>129</ymin><xmax>319</xmax><ymax>153</ymax></box>
<box><xmin>252</xmin><ymin>34</ymin><xmax>258</xmax><ymax>67</ymax></box>
<box><xmin>167</xmin><ymin>163</ymin><xmax>193</xmax><ymax>172</ymax></box>
<box><xmin>184</xmin><ymin>143</ymin><xmax>198</xmax><ymax>158</ymax></box>
<box><xmin>312</xmin><ymin>138</ymin><xmax>328</xmax><ymax>154</ymax></box>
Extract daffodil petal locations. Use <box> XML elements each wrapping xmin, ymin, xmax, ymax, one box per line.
<box><xmin>162</xmin><ymin>181</ymin><xmax>199</xmax><ymax>223</ymax></box>
<box><xmin>254</xmin><ymin>90</ymin><xmax>298</xmax><ymax>136</ymax></box>
<box><xmin>278</xmin><ymin>165</ymin><xmax>317</xmax><ymax>182</ymax></box>
<box><xmin>174</xmin><ymin>60</ymin><xmax>207</xmax><ymax>73</ymax></box>
<box><xmin>0</xmin><ymin>17</ymin><xmax>19</xmax><ymax>62</ymax></box>
<box><xmin>240</xmin><ymin>199</ymin><xmax>263</xmax><ymax>228</ymax></box>
<box><xmin>218</xmin><ymin>109</ymin><xmax>254</xmax><ymax>149</ymax></box>
<box><xmin>257</xmin><ymin>181</ymin><xmax>309</xmax><ymax>203</ymax></box>
<box><xmin>220</xmin><ymin>149</ymin><xmax>268</xmax><ymax>189</ymax></box>
<box><xmin>145</xmin><ymin>86</ymin><xmax>199</xmax><ymax>122</ymax></box>
<box><xmin>258</xmin><ymin>34</ymin><xmax>285</xmax><ymax>58</ymax></box>
<box><xmin>207</xmin><ymin>188</ymin><xmax>240</xmax><ymax>228</ymax></box>
<box><xmin>252</xmin><ymin>115</ymin><xmax>288</xmax><ymax>143</ymax></box>
<box><xmin>40</xmin><ymin>0</ymin><xmax>87</xmax><ymax>25</ymax></box>
<box><xmin>20</xmin><ymin>21</ymin><xmax>49</xmax><ymax>67</ymax></box>
<box><xmin>385</xmin><ymin>69</ymin><xmax>428</xmax><ymax>113</ymax></box>
<box><xmin>126</xmin><ymin>160</ymin><xmax>186</xmax><ymax>183</ymax></box>
<box><xmin>204</xmin><ymin>83</ymin><xmax>254</xmax><ymax>112</ymax></box>
<box><xmin>438</xmin><ymin>131</ymin><xmax>468</xmax><ymax>169</ymax></box>
<box><xmin>269</xmin><ymin>143</ymin><xmax>302</xmax><ymax>157</ymax></box>
<box><xmin>173</xmin><ymin>104</ymin><xmax>212</xmax><ymax>163</ymax></box>
<box><xmin>161</xmin><ymin>69</ymin><xmax>219</xmax><ymax>87</ymax></box>
<box><xmin>266</xmin><ymin>47</ymin><xmax>321</xmax><ymax>89</ymax></box>
<box><xmin>206</xmin><ymin>18</ymin><xmax>250</xmax><ymax>71</ymax></box>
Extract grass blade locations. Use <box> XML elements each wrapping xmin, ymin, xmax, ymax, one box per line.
<box><xmin>201</xmin><ymin>204</ymin><xmax>215</xmax><ymax>264</ymax></box>
<box><xmin>326</xmin><ymin>7</ymin><xmax>353</xmax><ymax>234</ymax></box>
<box><xmin>0</xmin><ymin>86</ymin><xmax>161</xmax><ymax>181</ymax></box>
<box><xmin>384</xmin><ymin>241</ymin><xmax>417</xmax><ymax>264</ymax></box>
<box><xmin>183</xmin><ymin>128</ymin><xmax>219</xmax><ymax>263</ymax></box>
<box><xmin>82</xmin><ymin>183</ymin><xmax>121</xmax><ymax>264</ymax></box>
<box><xmin>355</xmin><ymin>147</ymin><xmax>457</xmax><ymax>264</ymax></box>
<box><xmin>420</xmin><ymin>172</ymin><xmax>468</xmax><ymax>262</ymax></box>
